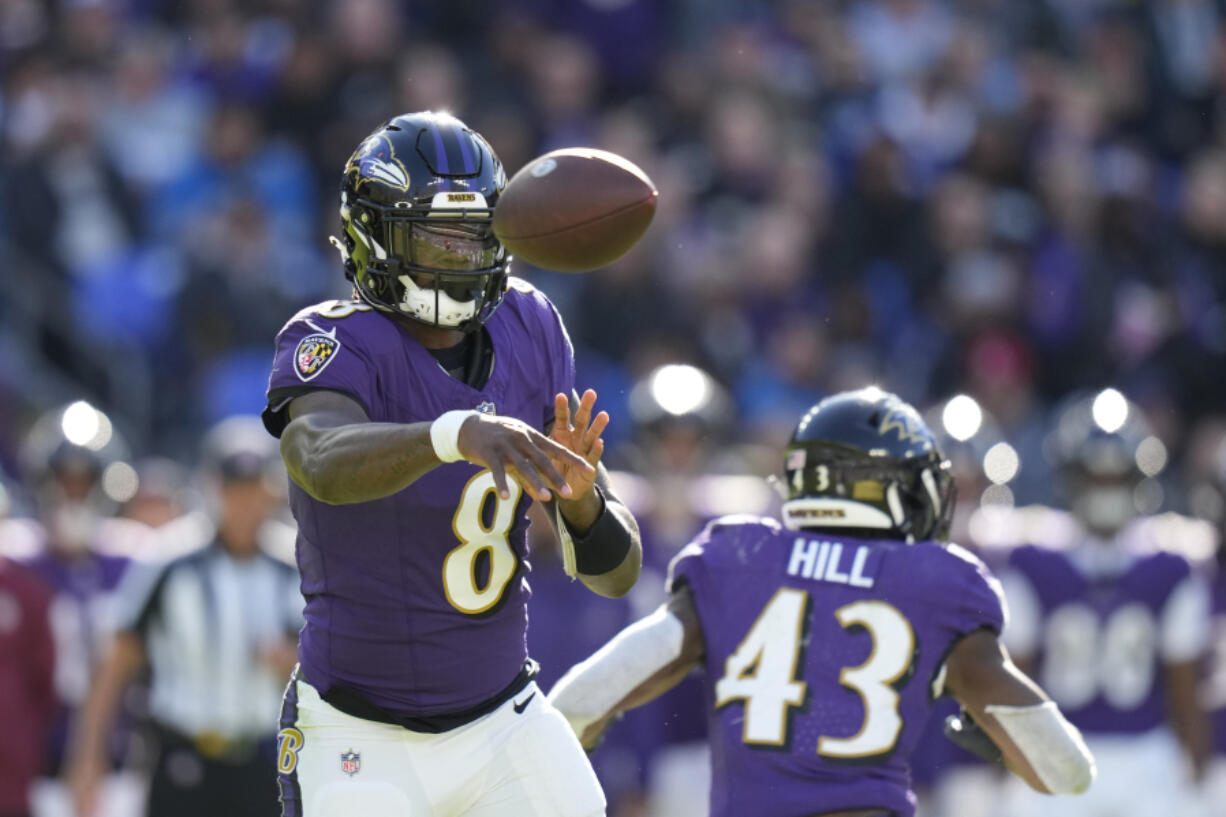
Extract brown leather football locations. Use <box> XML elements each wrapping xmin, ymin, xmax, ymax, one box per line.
<box><xmin>492</xmin><ymin>148</ymin><xmax>658</xmax><ymax>273</ymax></box>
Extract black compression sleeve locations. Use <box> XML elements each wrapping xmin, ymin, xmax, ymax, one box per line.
<box><xmin>562</xmin><ymin>485</ymin><xmax>634</xmax><ymax>575</ymax></box>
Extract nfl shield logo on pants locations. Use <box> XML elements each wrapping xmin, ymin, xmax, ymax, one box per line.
<box><xmin>340</xmin><ymin>749</ymin><xmax>360</xmax><ymax>776</ymax></box>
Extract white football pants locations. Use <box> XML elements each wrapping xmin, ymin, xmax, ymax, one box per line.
<box><xmin>277</xmin><ymin>677</ymin><xmax>606</xmax><ymax>817</ymax></box>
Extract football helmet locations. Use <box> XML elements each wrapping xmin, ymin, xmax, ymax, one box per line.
<box><xmin>20</xmin><ymin>400</ymin><xmax>131</xmax><ymax>551</ymax></box>
<box><xmin>782</xmin><ymin>388</ymin><xmax>955</xmax><ymax>542</ymax></box>
<box><xmin>1048</xmin><ymin>388</ymin><xmax>1156</xmax><ymax>535</ymax></box>
<box><xmin>332</xmin><ymin>111</ymin><xmax>510</xmax><ymax>332</ymax></box>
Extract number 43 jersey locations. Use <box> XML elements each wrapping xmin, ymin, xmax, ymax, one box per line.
<box><xmin>262</xmin><ymin>280</ymin><xmax>574</xmax><ymax>718</ymax></box>
<box><xmin>668</xmin><ymin>516</ymin><xmax>1006</xmax><ymax>817</ymax></box>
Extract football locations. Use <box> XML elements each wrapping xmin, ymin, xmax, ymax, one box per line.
<box><xmin>492</xmin><ymin>148</ymin><xmax>658</xmax><ymax>273</ymax></box>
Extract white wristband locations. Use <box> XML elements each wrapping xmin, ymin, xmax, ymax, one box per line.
<box><xmin>430</xmin><ymin>410</ymin><xmax>479</xmax><ymax>463</ymax></box>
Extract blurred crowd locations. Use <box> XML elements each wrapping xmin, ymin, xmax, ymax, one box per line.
<box><xmin>5</xmin><ymin>0</ymin><xmax>1226</xmax><ymax>816</ymax></box>
<box><xmin>2</xmin><ymin>0</ymin><xmax>1226</xmax><ymax>501</ymax></box>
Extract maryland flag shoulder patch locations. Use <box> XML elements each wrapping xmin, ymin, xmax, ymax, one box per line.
<box><xmin>295</xmin><ymin>333</ymin><xmax>340</xmax><ymax>381</ymax></box>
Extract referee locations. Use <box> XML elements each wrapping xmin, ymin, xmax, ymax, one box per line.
<box><xmin>67</xmin><ymin>416</ymin><xmax>302</xmax><ymax>817</ymax></box>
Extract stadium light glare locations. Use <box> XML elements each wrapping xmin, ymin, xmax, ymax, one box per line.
<box><xmin>983</xmin><ymin>442</ymin><xmax>1020</xmax><ymax>484</ymax></box>
<box><xmin>651</xmin><ymin>364</ymin><xmax>711</xmax><ymax>416</ymax></box>
<box><xmin>981</xmin><ymin>483</ymin><xmax>1014</xmax><ymax>507</ymax></box>
<box><xmin>1091</xmin><ymin>388</ymin><xmax>1128</xmax><ymax>433</ymax></box>
<box><xmin>102</xmin><ymin>462</ymin><xmax>139</xmax><ymax>503</ymax></box>
<box><xmin>61</xmin><ymin>401</ymin><xmax>101</xmax><ymax>447</ymax></box>
<box><xmin>1135</xmin><ymin>436</ymin><xmax>1167</xmax><ymax>477</ymax></box>
<box><xmin>942</xmin><ymin>394</ymin><xmax>983</xmax><ymax>442</ymax></box>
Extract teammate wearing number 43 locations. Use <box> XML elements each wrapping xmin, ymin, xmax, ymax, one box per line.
<box><xmin>262</xmin><ymin>111</ymin><xmax>642</xmax><ymax>817</ymax></box>
<box><xmin>549</xmin><ymin>388</ymin><xmax>1096</xmax><ymax>817</ymax></box>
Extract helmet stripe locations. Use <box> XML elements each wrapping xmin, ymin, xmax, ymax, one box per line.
<box><xmin>428</xmin><ymin>121</ymin><xmax>452</xmax><ymax>190</ymax></box>
<box><xmin>455</xmin><ymin>127</ymin><xmax>476</xmax><ymax>174</ymax></box>
<box><xmin>438</xmin><ymin>121</ymin><xmax>474</xmax><ymax>175</ymax></box>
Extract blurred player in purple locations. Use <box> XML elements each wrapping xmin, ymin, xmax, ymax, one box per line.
<box><xmin>262</xmin><ymin>111</ymin><xmax>642</xmax><ymax>817</ymax></box>
<box><xmin>997</xmin><ymin>389</ymin><xmax>1211</xmax><ymax>817</ymax></box>
<box><xmin>551</xmin><ymin>388</ymin><xmax>1094</xmax><ymax>817</ymax></box>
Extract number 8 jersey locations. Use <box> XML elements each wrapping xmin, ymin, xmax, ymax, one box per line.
<box><xmin>262</xmin><ymin>279</ymin><xmax>575</xmax><ymax>718</ymax></box>
<box><xmin>667</xmin><ymin>516</ymin><xmax>1006</xmax><ymax>817</ymax></box>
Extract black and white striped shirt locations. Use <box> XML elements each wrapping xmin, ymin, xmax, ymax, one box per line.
<box><xmin>118</xmin><ymin>533</ymin><xmax>302</xmax><ymax>740</ymax></box>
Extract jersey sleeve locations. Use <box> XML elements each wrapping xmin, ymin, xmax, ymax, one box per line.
<box><xmin>1160</xmin><ymin>570</ymin><xmax>1211</xmax><ymax>663</ymax></box>
<box><xmin>666</xmin><ymin>518</ymin><xmax>727</xmax><ymax>594</ymax></box>
<box><xmin>548</xmin><ymin>303</ymin><xmax>576</xmax><ymax>403</ymax></box>
<box><xmin>943</xmin><ymin>544</ymin><xmax>1008</xmax><ymax>638</ymax></box>
<box><xmin>262</xmin><ymin>304</ymin><xmax>379</xmax><ymax>437</ymax></box>
<box><xmin>112</xmin><ymin>558</ymin><xmax>173</xmax><ymax>638</ymax></box>
<box><xmin>997</xmin><ymin>566</ymin><xmax>1042</xmax><ymax>658</ymax></box>
<box><xmin>666</xmin><ymin>541</ymin><xmax>706</xmax><ymax>594</ymax></box>
<box><xmin>667</xmin><ymin>516</ymin><xmax>776</xmax><ymax>594</ymax></box>
<box><xmin>524</xmin><ymin>283</ymin><xmax>576</xmax><ymax>428</ymax></box>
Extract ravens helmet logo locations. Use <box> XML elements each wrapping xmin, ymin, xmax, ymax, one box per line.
<box><xmin>346</xmin><ymin>133</ymin><xmax>411</xmax><ymax>192</ymax></box>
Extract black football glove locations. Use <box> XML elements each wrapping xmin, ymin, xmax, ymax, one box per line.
<box><xmin>943</xmin><ymin>709</ymin><xmax>1004</xmax><ymax>765</ymax></box>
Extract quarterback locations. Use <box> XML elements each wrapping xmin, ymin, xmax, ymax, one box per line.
<box><xmin>550</xmin><ymin>389</ymin><xmax>1095</xmax><ymax>817</ymax></box>
<box><xmin>262</xmin><ymin>111</ymin><xmax>642</xmax><ymax>817</ymax></box>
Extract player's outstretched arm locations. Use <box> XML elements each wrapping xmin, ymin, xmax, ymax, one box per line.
<box><xmin>1166</xmin><ymin>658</ymin><xmax>1210</xmax><ymax>781</ymax></box>
<box><xmin>544</xmin><ymin>389</ymin><xmax>643</xmax><ymax>597</ymax></box>
<box><xmin>281</xmin><ymin>390</ymin><xmax>593</xmax><ymax>505</ymax></box>
<box><xmin>1160</xmin><ymin>572</ymin><xmax>1213</xmax><ymax>781</ymax></box>
<box><xmin>549</xmin><ymin>585</ymin><xmax>705</xmax><ymax>748</ymax></box>
<box><xmin>943</xmin><ymin>629</ymin><xmax>1095</xmax><ymax>795</ymax></box>
<box><xmin>65</xmin><ymin>632</ymin><xmax>146</xmax><ymax>817</ymax></box>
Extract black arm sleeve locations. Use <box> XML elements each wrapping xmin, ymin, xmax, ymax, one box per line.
<box><xmin>562</xmin><ymin>485</ymin><xmax>635</xmax><ymax>576</ymax></box>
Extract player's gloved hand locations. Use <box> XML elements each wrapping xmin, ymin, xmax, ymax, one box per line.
<box><xmin>458</xmin><ymin>413</ymin><xmax>594</xmax><ymax>502</ymax></box>
<box><xmin>944</xmin><ymin>709</ymin><xmax>1004</xmax><ymax>765</ymax></box>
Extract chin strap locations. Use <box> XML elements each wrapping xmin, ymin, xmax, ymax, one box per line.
<box><xmin>328</xmin><ymin>236</ymin><xmax>358</xmax><ymax>282</ymax></box>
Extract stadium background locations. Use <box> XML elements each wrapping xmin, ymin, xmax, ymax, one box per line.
<box><xmin>2</xmin><ymin>0</ymin><xmax>1226</xmax><ymax>816</ymax></box>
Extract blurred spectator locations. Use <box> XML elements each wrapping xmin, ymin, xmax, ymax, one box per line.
<box><xmin>849</xmin><ymin>0</ymin><xmax>955</xmax><ymax>83</ymax></box>
<box><xmin>149</xmin><ymin>103</ymin><xmax>313</xmax><ymax>245</ymax></box>
<box><xmin>5</xmin><ymin>0</ymin><xmax>1226</xmax><ymax>809</ymax></box>
<box><xmin>0</xmin><ymin>556</ymin><xmax>56</xmax><ymax>817</ymax></box>
<box><xmin>100</xmin><ymin>27</ymin><xmax>207</xmax><ymax>194</ymax></box>
<box><xmin>66</xmin><ymin>415</ymin><xmax>300</xmax><ymax>817</ymax></box>
<box><xmin>3</xmin><ymin>0</ymin><xmax>1226</xmax><ymax>507</ymax></box>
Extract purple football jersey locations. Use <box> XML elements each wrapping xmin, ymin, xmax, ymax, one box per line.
<box><xmin>1006</xmin><ymin>544</ymin><xmax>1190</xmax><ymax>734</ymax></box>
<box><xmin>263</xmin><ymin>280</ymin><xmax>574</xmax><ymax>716</ymax></box>
<box><xmin>668</xmin><ymin>515</ymin><xmax>1005</xmax><ymax>817</ymax></box>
